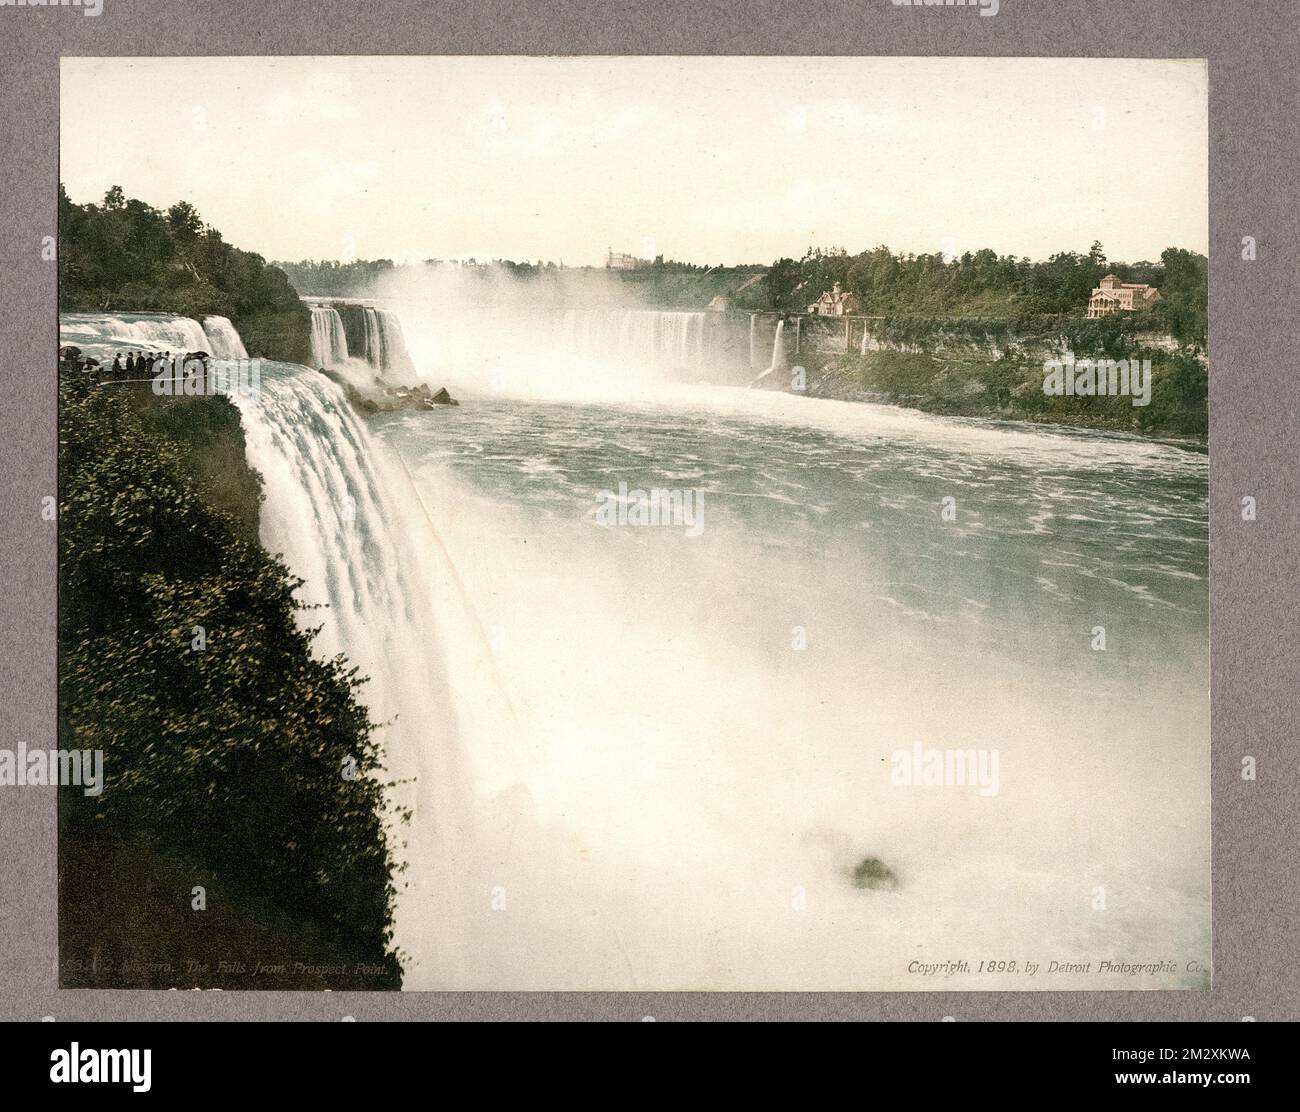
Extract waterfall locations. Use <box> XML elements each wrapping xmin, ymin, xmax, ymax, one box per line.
<box><xmin>307</xmin><ymin>302</ymin><xmax>418</xmax><ymax>379</ymax></box>
<box><xmin>362</xmin><ymin>310</ymin><xmax>384</xmax><ymax>369</ymax></box>
<box><xmin>860</xmin><ymin>322</ymin><xmax>878</xmax><ymax>355</ymax></box>
<box><xmin>361</xmin><ymin>307</ymin><xmax>414</xmax><ymax>378</ymax></box>
<box><xmin>60</xmin><ymin>312</ymin><xmax>210</xmax><ymax>354</ymax></box>
<box><xmin>202</xmin><ymin>316</ymin><xmax>249</xmax><ymax>360</ymax></box>
<box><xmin>309</xmin><ymin>305</ymin><xmax>350</xmax><ymax>368</ymax></box>
<box><xmin>230</xmin><ymin>365</ymin><xmax>461</xmax><ymax>980</ymax></box>
<box><xmin>60</xmin><ymin>311</ymin><xmax>248</xmax><ymax>373</ymax></box>
<box><xmin>744</xmin><ymin>317</ymin><xmax>789</xmax><ymax>389</ymax></box>
<box><xmin>229</xmin><ymin>362</ymin><xmax>520</xmax><ymax>986</ymax></box>
<box><xmin>769</xmin><ymin>319</ymin><xmax>788</xmax><ymax>373</ymax></box>
<box><xmin>57</xmin><ymin>309</ymin><xmax>1209</xmax><ymax>990</ymax></box>
<box><xmin>556</xmin><ymin>309</ymin><xmax>706</xmax><ymax>372</ymax></box>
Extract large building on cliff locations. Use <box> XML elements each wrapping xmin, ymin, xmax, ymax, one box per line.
<box><xmin>606</xmin><ymin>249</ymin><xmax>656</xmax><ymax>270</ymax></box>
<box><xmin>1087</xmin><ymin>274</ymin><xmax>1160</xmax><ymax>318</ymax></box>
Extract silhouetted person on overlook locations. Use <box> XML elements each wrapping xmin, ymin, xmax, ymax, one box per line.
<box><xmin>111</xmin><ymin>354</ymin><xmax>123</xmax><ymax>379</ymax></box>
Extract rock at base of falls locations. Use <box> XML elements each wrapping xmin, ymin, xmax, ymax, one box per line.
<box><xmin>850</xmin><ymin>856</ymin><xmax>900</xmax><ymax>892</ymax></box>
<box><xmin>337</xmin><ymin>377</ymin><xmax>460</xmax><ymax>414</ymax></box>
<box><xmin>389</xmin><ymin>383</ymin><xmax>459</xmax><ymax>408</ymax></box>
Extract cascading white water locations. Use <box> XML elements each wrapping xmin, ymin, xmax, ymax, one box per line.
<box><xmin>376</xmin><ymin>299</ymin><xmax>757</xmax><ymax>399</ymax></box>
<box><xmin>59</xmin><ymin>312</ymin><xmax>210</xmax><ymax>354</ymax></box>
<box><xmin>558</xmin><ymin>309</ymin><xmax>705</xmax><ymax>371</ymax></box>
<box><xmin>745</xmin><ymin>317</ymin><xmax>789</xmax><ymax>387</ymax></box>
<box><xmin>229</xmin><ymin>362</ymin><xmax>529</xmax><ymax>987</ymax></box>
<box><xmin>202</xmin><ymin>315</ymin><xmax>249</xmax><ymax>360</ymax></box>
<box><xmin>309</xmin><ymin>305</ymin><xmax>350</xmax><ymax>368</ymax></box>
<box><xmin>769</xmin><ymin>318</ymin><xmax>788</xmax><ymax>373</ymax></box>
<box><xmin>61</xmin><ymin>307</ymin><xmax>1206</xmax><ymax>991</ymax></box>
<box><xmin>230</xmin><ymin>366</ymin><xmax>464</xmax><ymax>977</ymax></box>
<box><xmin>361</xmin><ymin>307</ymin><xmax>415</xmax><ymax>378</ymax></box>
<box><xmin>60</xmin><ymin>312</ymin><xmax>251</xmax><ymax>381</ymax></box>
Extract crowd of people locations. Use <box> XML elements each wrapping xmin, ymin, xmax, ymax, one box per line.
<box><xmin>60</xmin><ymin>348</ymin><xmax>211</xmax><ymax>385</ymax></box>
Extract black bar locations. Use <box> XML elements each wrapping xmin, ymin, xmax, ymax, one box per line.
<box><xmin>3</xmin><ymin>1020</ymin><xmax>1285</xmax><ymax>1098</ymax></box>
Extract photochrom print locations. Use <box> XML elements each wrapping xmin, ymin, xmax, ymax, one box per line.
<box><xmin>55</xmin><ymin>55</ymin><xmax>1209</xmax><ymax>991</ymax></box>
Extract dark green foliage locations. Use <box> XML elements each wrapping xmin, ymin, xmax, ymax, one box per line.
<box><xmin>124</xmin><ymin>387</ymin><xmax>264</xmax><ymax>543</ymax></box>
<box><xmin>231</xmin><ymin>306</ymin><xmax>313</xmax><ymax>366</ymax></box>
<box><xmin>763</xmin><ymin>242</ymin><xmax>1207</xmax><ymax>348</ymax></box>
<box><xmin>804</xmin><ymin>332</ymin><xmax>1207</xmax><ymax>440</ymax></box>
<box><xmin>1148</xmin><ymin>248</ymin><xmax>1209</xmax><ymax>352</ymax></box>
<box><xmin>1139</xmin><ymin>349</ymin><xmax>1208</xmax><ymax>437</ymax></box>
<box><xmin>59</xmin><ymin>374</ymin><xmax>400</xmax><ymax>976</ymax></box>
<box><xmin>59</xmin><ymin>184</ymin><xmax>309</xmax><ymax>362</ymax></box>
<box><xmin>274</xmin><ymin>258</ymin><xmax>404</xmax><ymax>299</ymax></box>
<box><xmin>762</xmin><ymin>257</ymin><xmax>804</xmax><ymax>312</ymax></box>
<box><xmin>861</xmin><ymin>314</ymin><xmax>1161</xmax><ymax>361</ymax></box>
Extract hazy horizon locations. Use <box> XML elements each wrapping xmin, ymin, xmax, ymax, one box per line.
<box><xmin>61</xmin><ymin>55</ymin><xmax>1208</xmax><ymax>268</ymax></box>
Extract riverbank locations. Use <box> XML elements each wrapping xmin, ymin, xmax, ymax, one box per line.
<box><xmin>759</xmin><ymin>317</ymin><xmax>1206</xmax><ymax>444</ymax></box>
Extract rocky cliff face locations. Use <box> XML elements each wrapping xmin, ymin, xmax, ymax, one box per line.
<box><xmin>750</xmin><ymin>313</ymin><xmax>1205</xmax><ymax>439</ymax></box>
<box><xmin>232</xmin><ymin>304</ymin><xmax>313</xmax><ymax>366</ymax></box>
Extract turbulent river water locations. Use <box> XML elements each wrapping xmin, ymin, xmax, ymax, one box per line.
<box><xmin>366</xmin><ymin>343</ymin><xmax>1210</xmax><ymax>991</ymax></box>
<box><xmin>61</xmin><ymin>308</ymin><xmax>1210</xmax><ymax>990</ymax></box>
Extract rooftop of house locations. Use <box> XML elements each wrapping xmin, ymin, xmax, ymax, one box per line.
<box><xmin>1097</xmin><ymin>274</ymin><xmax>1157</xmax><ymax>292</ymax></box>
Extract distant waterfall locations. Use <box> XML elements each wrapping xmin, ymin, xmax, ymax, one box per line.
<box><xmin>558</xmin><ymin>309</ymin><xmax>706</xmax><ymax>370</ymax></box>
<box><xmin>360</xmin><ymin>307</ymin><xmax>414</xmax><ymax>378</ymax></box>
<box><xmin>744</xmin><ymin>317</ymin><xmax>789</xmax><ymax>389</ymax></box>
<box><xmin>309</xmin><ymin>305</ymin><xmax>350</xmax><ymax>368</ymax></box>
<box><xmin>769</xmin><ymin>319</ymin><xmax>788</xmax><ymax>373</ymax></box>
<box><xmin>202</xmin><ymin>316</ymin><xmax>249</xmax><ymax>360</ymax></box>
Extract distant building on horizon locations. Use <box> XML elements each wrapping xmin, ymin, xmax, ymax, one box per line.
<box><xmin>1087</xmin><ymin>274</ymin><xmax>1160</xmax><ymax>318</ymax></box>
<box><xmin>606</xmin><ymin>248</ymin><xmax>659</xmax><ymax>270</ymax></box>
<box><xmin>807</xmin><ymin>282</ymin><xmax>859</xmax><ymax>317</ymax></box>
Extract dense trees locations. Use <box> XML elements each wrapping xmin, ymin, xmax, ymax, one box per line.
<box><xmin>1151</xmin><ymin>247</ymin><xmax>1209</xmax><ymax>351</ymax></box>
<box><xmin>274</xmin><ymin>258</ymin><xmax>405</xmax><ymax>298</ymax></box>
<box><xmin>59</xmin><ymin>185</ymin><xmax>311</xmax><ymax>362</ymax></box>
<box><xmin>760</xmin><ymin>241</ymin><xmax>1207</xmax><ymax>348</ymax></box>
<box><xmin>276</xmin><ymin>240</ymin><xmax>1207</xmax><ymax>352</ymax></box>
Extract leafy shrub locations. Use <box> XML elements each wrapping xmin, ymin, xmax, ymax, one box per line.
<box><xmin>59</xmin><ymin>374</ymin><xmax>400</xmax><ymax>972</ymax></box>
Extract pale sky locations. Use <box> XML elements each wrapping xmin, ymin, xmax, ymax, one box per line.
<box><xmin>61</xmin><ymin>56</ymin><xmax>1208</xmax><ymax>267</ymax></box>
